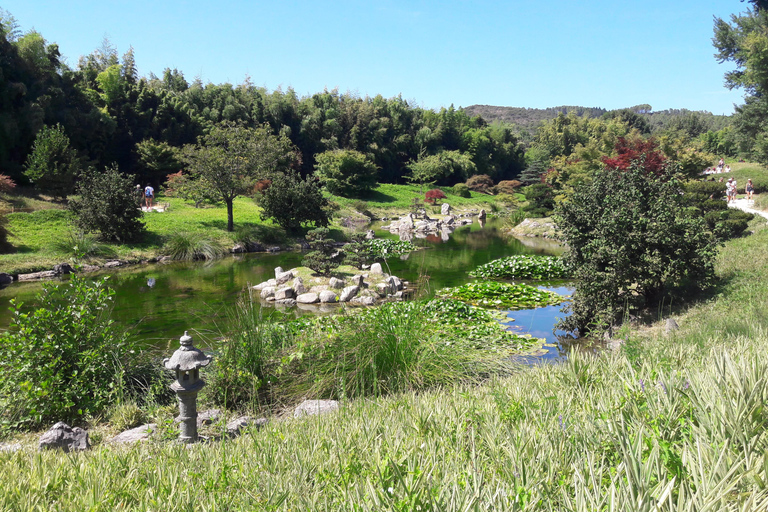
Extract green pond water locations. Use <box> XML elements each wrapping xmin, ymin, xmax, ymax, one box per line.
<box><xmin>0</xmin><ymin>217</ymin><xmax>574</xmax><ymax>355</ymax></box>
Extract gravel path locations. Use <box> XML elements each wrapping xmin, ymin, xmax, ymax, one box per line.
<box><xmin>728</xmin><ymin>197</ymin><xmax>768</xmax><ymax>220</ymax></box>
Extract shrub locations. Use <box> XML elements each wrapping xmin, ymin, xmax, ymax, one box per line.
<box><xmin>258</xmin><ymin>171</ymin><xmax>331</xmax><ymax>231</ymax></box>
<box><xmin>69</xmin><ymin>165</ymin><xmax>146</xmax><ymax>242</ymax></box>
<box><xmin>494</xmin><ymin>180</ymin><xmax>522</xmax><ymax>195</ymax></box>
<box><xmin>466</xmin><ymin>174</ymin><xmax>494</xmax><ymax>193</ymax></box>
<box><xmin>0</xmin><ymin>276</ymin><xmax>140</xmax><ymax>430</ymax></box>
<box><xmin>164</xmin><ymin>232</ymin><xmax>225</xmax><ymax>261</ymax></box>
<box><xmin>556</xmin><ymin>162</ymin><xmax>718</xmax><ymax>334</ymax></box>
<box><xmin>314</xmin><ymin>149</ymin><xmax>379</xmax><ymax>197</ymax></box>
<box><xmin>424</xmin><ymin>188</ymin><xmax>447</xmax><ymax>205</ymax></box>
<box><xmin>522</xmin><ymin>183</ymin><xmax>555</xmax><ymax>217</ymax></box>
<box><xmin>302</xmin><ymin>228</ymin><xmax>343</xmax><ymax>275</ymax></box>
<box><xmin>452</xmin><ymin>183</ymin><xmax>471</xmax><ymax>198</ymax></box>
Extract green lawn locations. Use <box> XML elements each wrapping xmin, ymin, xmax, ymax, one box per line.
<box><xmin>0</xmin><ymin>185</ymin><xmax>514</xmax><ymax>275</ymax></box>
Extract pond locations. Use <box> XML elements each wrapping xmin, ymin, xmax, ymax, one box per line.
<box><xmin>0</xmin><ymin>217</ymin><xmax>577</xmax><ymax>357</ymax></box>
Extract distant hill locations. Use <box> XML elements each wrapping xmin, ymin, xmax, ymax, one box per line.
<box><xmin>462</xmin><ymin>105</ymin><xmax>608</xmax><ymax>129</ymax></box>
<box><xmin>462</xmin><ymin>104</ymin><xmax>732</xmax><ymax>135</ymax></box>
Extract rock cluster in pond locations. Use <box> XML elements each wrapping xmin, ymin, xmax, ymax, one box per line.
<box><xmin>252</xmin><ymin>265</ymin><xmax>409</xmax><ymax>308</ymax></box>
<box><xmin>380</xmin><ymin>204</ymin><xmax>480</xmax><ymax>242</ymax></box>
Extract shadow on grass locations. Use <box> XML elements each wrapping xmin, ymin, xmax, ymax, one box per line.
<box><xmin>360</xmin><ymin>190</ymin><xmax>397</xmax><ymax>203</ymax></box>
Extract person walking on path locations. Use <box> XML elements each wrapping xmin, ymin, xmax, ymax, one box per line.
<box><xmin>726</xmin><ymin>177</ymin><xmax>736</xmax><ymax>203</ymax></box>
<box><xmin>144</xmin><ymin>184</ymin><xmax>154</xmax><ymax>209</ymax></box>
<box><xmin>746</xmin><ymin>179</ymin><xmax>754</xmax><ymax>201</ymax></box>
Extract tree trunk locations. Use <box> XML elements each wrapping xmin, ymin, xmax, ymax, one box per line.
<box><xmin>226</xmin><ymin>199</ymin><xmax>234</xmax><ymax>232</ymax></box>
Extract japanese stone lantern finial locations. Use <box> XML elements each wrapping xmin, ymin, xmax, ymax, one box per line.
<box><xmin>163</xmin><ymin>331</ymin><xmax>212</xmax><ymax>443</ymax></box>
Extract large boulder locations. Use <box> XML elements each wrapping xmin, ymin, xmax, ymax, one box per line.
<box><xmin>227</xmin><ymin>416</ymin><xmax>269</xmax><ymax>438</ymax></box>
<box><xmin>260</xmin><ymin>286</ymin><xmax>276</xmax><ymax>299</ymax></box>
<box><xmin>351</xmin><ymin>275</ymin><xmax>365</xmax><ymax>287</ymax></box>
<box><xmin>328</xmin><ymin>277</ymin><xmax>345</xmax><ymax>289</ymax></box>
<box><xmin>441</xmin><ymin>203</ymin><xmax>451</xmax><ymax>215</ymax></box>
<box><xmin>369</xmin><ymin>262</ymin><xmax>383</xmax><ymax>275</ymax></box>
<box><xmin>296</xmin><ymin>292</ymin><xmax>320</xmax><ymax>304</ymax></box>
<box><xmin>293</xmin><ymin>399</ymin><xmax>339</xmax><ymax>418</ymax></box>
<box><xmin>365</xmin><ymin>230</ymin><xmax>375</xmax><ymax>239</ymax></box>
<box><xmin>340</xmin><ymin>285</ymin><xmax>359</xmax><ymax>302</ymax></box>
<box><xmin>39</xmin><ymin>422</ymin><xmax>89</xmax><ymax>452</ymax></box>
<box><xmin>274</xmin><ymin>266</ymin><xmax>284</xmax><ymax>278</ymax></box>
<box><xmin>0</xmin><ymin>273</ymin><xmax>12</xmax><ymax>285</ymax></box>
<box><xmin>319</xmin><ymin>290</ymin><xmax>338</xmax><ymax>303</ymax></box>
<box><xmin>18</xmin><ymin>270</ymin><xmax>57</xmax><ymax>281</ymax></box>
<box><xmin>53</xmin><ymin>263</ymin><xmax>75</xmax><ymax>275</ymax></box>
<box><xmin>275</xmin><ymin>287</ymin><xmax>296</xmax><ymax>300</ymax></box>
<box><xmin>231</xmin><ymin>244</ymin><xmax>246</xmax><ymax>254</ymax></box>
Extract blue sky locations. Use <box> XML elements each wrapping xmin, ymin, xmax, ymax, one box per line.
<box><xmin>2</xmin><ymin>0</ymin><xmax>747</xmax><ymax>115</ymax></box>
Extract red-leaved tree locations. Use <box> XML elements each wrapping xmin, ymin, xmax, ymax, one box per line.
<box><xmin>602</xmin><ymin>137</ymin><xmax>666</xmax><ymax>177</ymax></box>
<box><xmin>424</xmin><ymin>189</ymin><xmax>447</xmax><ymax>205</ymax></box>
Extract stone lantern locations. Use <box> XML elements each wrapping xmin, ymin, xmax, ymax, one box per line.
<box><xmin>163</xmin><ymin>331</ymin><xmax>212</xmax><ymax>443</ymax></box>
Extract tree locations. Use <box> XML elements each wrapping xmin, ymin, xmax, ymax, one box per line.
<box><xmin>424</xmin><ymin>188</ymin><xmax>446</xmax><ymax>205</ymax></box>
<box><xmin>257</xmin><ymin>171</ymin><xmax>331</xmax><ymax>231</ymax></box>
<box><xmin>343</xmin><ymin>233</ymin><xmax>375</xmax><ymax>270</ymax></box>
<box><xmin>181</xmin><ymin>123</ymin><xmax>297</xmax><ymax>231</ymax></box>
<box><xmin>69</xmin><ymin>165</ymin><xmax>146</xmax><ymax>242</ymax></box>
<box><xmin>302</xmin><ymin>228</ymin><xmax>342</xmax><ymax>275</ymax></box>
<box><xmin>555</xmin><ymin>162</ymin><xmax>718</xmax><ymax>335</ymax></box>
<box><xmin>136</xmin><ymin>139</ymin><xmax>180</xmax><ymax>182</ymax></box>
<box><xmin>713</xmin><ymin>5</ymin><xmax>768</xmax><ymax>163</ymax></box>
<box><xmin>24</xmin><ymin>124</ymin><xmax>81</xmax><ymax>199</ymax></box>
<box><xmin>314</xmin><ymin>149</ymin><xmax>378</xmax><ymax>197</ymax></box>
<box><xmin>407</xmin><ymin>150</ymin><xmax>476</xmax><ymax>187</ymax></box>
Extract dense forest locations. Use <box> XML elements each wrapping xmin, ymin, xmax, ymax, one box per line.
<box><xmin>0</xmin><ymin>7</ymin><xmax>749</xmax><ymax>202</ymax></box>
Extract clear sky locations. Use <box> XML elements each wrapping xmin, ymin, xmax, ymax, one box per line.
<box><xmin>2</xmin><ymin>0</ymin><xmax>748</xmax><ymax>115</ymax></box>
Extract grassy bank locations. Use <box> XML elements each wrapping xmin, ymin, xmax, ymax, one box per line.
<box><xmin>0</xmin><ymin>185</ymin><xmax>505</xmax><ymax>275</ymax></box>
<box><xmin>2</xmin><ymin>220</ymin><xmax>768</xmax><ymax>509</ymax></box>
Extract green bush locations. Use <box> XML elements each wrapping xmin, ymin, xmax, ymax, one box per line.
<box><xmin>343</xmin><ymin>233</ymin><xmax>375</xmax><ymax>269</ymax></box>
<box><xmin>0</xmin><ymin>276</ymin><xmax>140</xmax><ymax>430</ymax></box>
<box><xmin>69</xmin><ymin>165</ymin><xmax>146</xmax><ymax>242</ymax></box>
<box><xmin>314</xmin><ymin>149</ymin><xmax>379</xmax><ymax>198</ymax></box>
<box><xmin>556</xmin><ymin>163</ymin><xmax>718</xmax><ymax>334</ymax></box>
<box><xmin>452</xmin><ymin>183</ymin><xmax>471</xmax><ymax>198</ymax></box>
<box><xmin>24</xmin><ymin>124</ymin><xmax>81</xmax><ymax>200</ymax></box>
<box><xmin>257</xmin><ymin>171</ymin><xmax>331</xmax><ymax>231</ymax></box>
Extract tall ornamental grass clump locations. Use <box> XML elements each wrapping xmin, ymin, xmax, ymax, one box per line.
<box><xmin>0</xmin><ymin>276</ymin><xmax>139</xmax><ymax>431</ymax></box>
<box><xmin>164</xmin><ymin>232</ymin><xmax>225</xmax><ymax>261</ymax></box>
<box><xmin>470</xmin><ymin>255</ymin><xmax>568</xmax><ymax>280</ymax></box>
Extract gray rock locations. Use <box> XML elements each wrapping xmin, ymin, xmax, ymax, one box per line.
<box><xmin>297</xmin><ymin>292</ymin><xmax>320</xmax><ymax>304</ymax></box>
<box><xmin>478</xmin><ymin>209</ymin><xmax>487</xmax><ymax>220</ymax></box>
<box><xmin>275</xmin><ymin>271</ymin><xmax>293</xmax><ymax>285</ymax></box>
<box><xmin>293</xmin><ymin>399</ymin><xmax>339</xmax><ymax>418</ymax></box>
<box><xmin>365</xmin><ymin>230</ymin><xmax>375</xmax><ymax>239</ymax></box>
<box><xmin>108</xmin><ymin>424</ymin><xmax>156</xmax><ymax>444</ymax></box>
<box><xmin>231</xmin><ymin>243</ymin><xmax>246</xmax><ymax>254</ymax></box>
<box><xmin>414</xmin><ymin>221</ymin><xmax>428</xmax><ymax>231</ymax></box>
<box><xmin>351</xmin><ymin>275</ymin><xmax>365</xmax><ymax>287</ymax></box>
<box><xmin>293</xmin><ymin>276</ymin><xmax>307</xmax><ymax>295</ymax></box>
<box><xmin>0</xmin><ymin>273</ymin><xmax>12</xmax><ymax>285</ymax></box>
<box><xmin>275</xmin><ymin>298</ymin><xmax>296</xmax><ymax>306</ymax></box>
<box><xmin>267</xmin><ymin>246</ymin><xmax>281</xmax><ymax>253</ymax></box>
<box><xmin>103</xmin><ymin>260</ymin><xmax>126</xmax><ymax>268</ymax></box>
<box><xmin>18</xmin><ymin>270</ymin><xmax>57</xmax><ymax>281</ymax></box>
<box><xmin>226</xmin><ymin>416</ymin><xmax>269</xmax><ymax>437</ymax></box>
<box><xmin>444</xmin><ymin>215</ymin><xmax>455</xmax><ymax>225</ymax></box>
<box><xmin>275</xmin><ymin>287</ymin><xmax>296</xmax><ymax>300</ymax></box>
<box><xmin>370</xmin><ymin>262</ymin><xmax>383</xmax><ymax>274</ymax></box>
<box><xmin>376</xmin><ymin>283</ymin><xmax>391</xmax><ymax>297</ymax></box>
<box><xmin>441</xmin><ymin>203</ymin><xmax>451</xmax><ymax>215</ymax></box>
<box><xmin>266</xmin><ymin>278</ymin><xmax>277</xmax><ymax>287</ymax></box>
<box><xmin>339</xmin><ymin>285</ymin><xmax>359</xmax><ymax>302</ymax></box>
<box><xmin>197</xmin><ymin>409</ymin><xmax>221</xmax><ymax>427</ymax></box>
<box><xmin>53</xmin><ymin>263</ymin><xmax>75</xmax><ymax>275</ymax></box>
<box><xmin>665</xmin><ymin>318</ymin><xmax>680</xmax><ymax>335</ymax></box>
<box><xmin>360</xmin><ymin>296</ymin><xmax>376</xmax><ymax>306</ymax></box>
<box><xmin>39</xmin><ymin>422</ymin><xmax>89</xmax><ymax>453</ymax></box>
<box><xmin>260</xmin><ymin>286</ymin><xmax>276</xmax><ymax>299</ymax></box>
<box><xmin>319</xmin><ymin>290</ymin><xmax>338</xmax><ymax>303</ymax></box>
<box><xmin>274</xmin><ymin>266</ymin><xmax>284</xmax><ymax>278</ymax></box>
<box><xmin>328</xmin><ymin>277</ymin><xmax>345</xmax><ymax>289</ymax></box>
<box><xmin>0</xmin><ymin>443</ymin><xmax>22</xmax><ymax>453</ymax></box>
<box><xmin>386</xmin><ymin>276</ymin><xmax>403</xmax><ymax>291</ymax></box>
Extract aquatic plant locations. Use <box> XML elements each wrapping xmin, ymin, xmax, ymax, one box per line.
<box><xmin>438</xmin><ymin>281</ymin><xmax>565</xmax><ymax>309</ymax></box>
<box><xmin>470</xmin><ymin>255</ymin><xmax>568</xmax><ymax>280</ymax></box>
<box><xmin>365</xmin><ymin>238</ymin><xmax>416</xmax><ymax>259</ymax></box>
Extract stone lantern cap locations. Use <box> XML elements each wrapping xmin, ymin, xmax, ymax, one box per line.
<box><xmin>163</xmin><ymin>331</ymin><xmax>213</xmax><ymax>372</ymax></box>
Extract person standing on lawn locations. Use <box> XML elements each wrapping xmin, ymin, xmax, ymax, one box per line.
<box><xmin>144</xmin><ymin>184</ymin><xmax>154</xmax><ymax>209</ymax></box>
